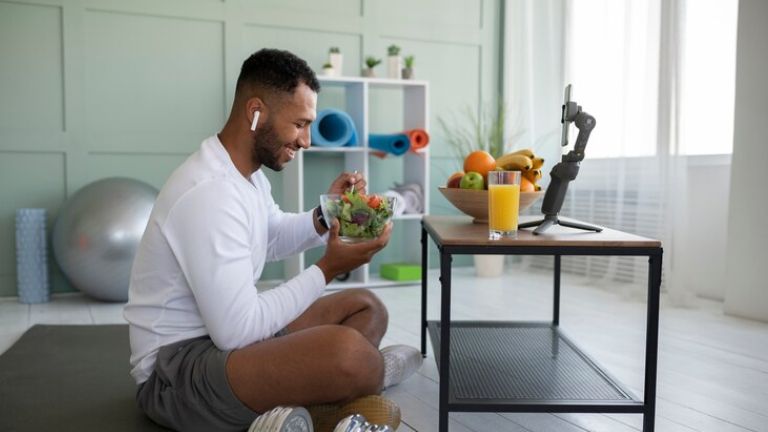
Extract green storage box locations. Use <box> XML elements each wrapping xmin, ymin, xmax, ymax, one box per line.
<box><xmin>380</xmin><ymin>262</ymin><xmax>422</xmax><ymax>281</ymax></box>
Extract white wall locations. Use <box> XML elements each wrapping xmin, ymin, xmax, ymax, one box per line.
<box><xmin>724</xmin><ymin>0</ymin><xmax>768</xmax><ymax>322</ymax></box>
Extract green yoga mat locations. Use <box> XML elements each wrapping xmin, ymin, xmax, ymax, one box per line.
<box><xmin>0</xmin><ymin>325</ymin><xmax>167</xmax><ymax>431</ymax></box>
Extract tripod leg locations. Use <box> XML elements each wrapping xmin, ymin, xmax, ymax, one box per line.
<box><xmin>533</xmin><ymin>218</ymin><xmax>556</xmax><ymax>235</ymax></box>
<box><xmin>558</xmin><ymin>219</ymin><xmax>603</xmax><ymax>232</ymax></box>
<box><xmin>518</xmin><ymin>219</ymin><xmax>544</xmax><ymax>229</ymax></box>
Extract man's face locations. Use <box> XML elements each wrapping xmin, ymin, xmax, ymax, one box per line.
<box><xmin>251</xmin><ymin>83</ymin><xmax>317</xmax><ymax>171</ymax></box>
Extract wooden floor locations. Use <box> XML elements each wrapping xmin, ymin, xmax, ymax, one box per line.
<box><xmin>1</xmin><ymin>265</ymin><xmax>766</xmax><ymax>432</ymax></box>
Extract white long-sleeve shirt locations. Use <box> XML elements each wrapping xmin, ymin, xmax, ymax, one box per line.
<box><xmin>124</xmin><ymin>135</ymin><xmax>327</xmax><ymax>384</ymax></box>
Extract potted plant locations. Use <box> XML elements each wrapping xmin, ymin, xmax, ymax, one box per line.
<box><xmin>387</xmin><ymin>44</ymin><xmax>402</xmax><ymax>79</ymax></box>
<box><xmin>328</xmin><ymin>47</ymin><xmax>342</xmax><ymax>76</ymax></box>
<box><xmin>362</xmin><ymin>56</ymin><xmax>381</xmax><ymax>77</ymax></box>
<box><xmin>322</xmin><ymin>62</ymin><xmax>335</xmax><ymax>77</ymax></box>
<box><xmin>439</xmin><ymin>101</ymin><xmax>526</xmax><ymax>277</ymax></box>
<box><xmin>438</xmin><ymin>101</ymin><xmax>523</xmax><ymax>162</ymax></box>
<box><xmin>402</xmin><ymin>55</ymin><xmax>415</xmax><ymax>79</ymax></box>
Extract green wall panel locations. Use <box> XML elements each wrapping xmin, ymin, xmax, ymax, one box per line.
<box><xmin>0</xmin><ymin>2</ymin><xmax>64</xmax><ymax>131</ymax></box>
<box><xmin>376</xmin><ymin>0</ymin><xmax>483</xmax><ymax>29</ymax></box>
<box><xmin>0</xmin><ymin>0</ymin><xmax>501</xmax><ymax>296</ymax></box>
<box><xmin>0</xmin><ymin>152</ymin><xmax>66</xmax><ymax>296</ymax></box>
<box><xmin>246</xmin><ymin>0</ymin><xmax>363</xmax><ymax>19</ymax></box>
<box><xmin>241</xmin><ymin>25</ymin><xmax>362</xmax><ymax>78</ymax></box>
<box><xmin>82</xmin><ymin>153</ymin><xmax>189</xmax><ymax>191</ymax></box>
<box><xmin>84</xmin><ymin>11</ymin><xmax>226</xmax><ymax>135</ymax></box>
<box><xmin>82</xmin><ymin>131</ymin><xmax>213</xmax><ymax>154</ymax></box>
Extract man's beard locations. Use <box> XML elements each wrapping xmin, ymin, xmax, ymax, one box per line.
<box><xmin>251</xmin><ymin>121</ymin><xmax>287</xmax><ymax>172</ymax></box>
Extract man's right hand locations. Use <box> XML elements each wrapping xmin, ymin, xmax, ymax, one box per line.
<box><xmin>315</xmin><ymin>220</ymin><xmax>393</xmax><ymax>284</ymax></box>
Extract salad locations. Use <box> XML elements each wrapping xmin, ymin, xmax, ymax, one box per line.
<box><xmin>321</xmin><ymin>190</ymin><xmax>394</xmax><ymax>241</ymax></box>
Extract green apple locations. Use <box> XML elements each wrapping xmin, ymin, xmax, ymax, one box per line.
<box><xmin>460</xmin><ymin>171</ymin><xmax>484</xmax><ymax>190</ymax></box>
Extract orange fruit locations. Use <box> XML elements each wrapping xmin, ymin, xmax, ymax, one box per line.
<box><xmin>520</xmin><ymin>176</ymin><xmax>535</xmax><ymax>192</ymax></box>
<box><xmin>463</xmin><ymin>151</ymin><xmax>496</xmax><ymax>179</ymax></box>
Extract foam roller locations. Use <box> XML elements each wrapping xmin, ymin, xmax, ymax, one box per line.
<box><xmin>15</xmin><ymin>208</ymin><xmax>49</xmax><ymax>304</ymax></box>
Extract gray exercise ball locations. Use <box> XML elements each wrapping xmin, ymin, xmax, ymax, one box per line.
<box><xmin>52</xmin><ymin>177</ymin><xmax>158</xmax><ymax>302</ymax></box>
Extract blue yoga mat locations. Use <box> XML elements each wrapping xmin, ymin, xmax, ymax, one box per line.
<box><xmin>311</xmin><ymin>109</ymin><xmax>358</xmax><ymax>147</ymax></box>
<box><xmin>369</xmin><ymin>133</ymin><xmax>411</xmax><ymax>156</ymax></box>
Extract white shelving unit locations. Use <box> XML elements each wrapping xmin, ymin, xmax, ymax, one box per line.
<box><xmin>282</xmin><ymin>76</ymin><xmax>430</xmax><ymax>289</ymax></box>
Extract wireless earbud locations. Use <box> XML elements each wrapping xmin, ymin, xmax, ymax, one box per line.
<box><xmin>250</xmin><ymin>111</ymin><xmax>261</xmax><ymax>131</ymax></box>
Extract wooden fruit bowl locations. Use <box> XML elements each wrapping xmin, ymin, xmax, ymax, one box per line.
<box><xmin>438</xmin><ymin>187</ymin><xmax>544</xmax><ymax>224</ymax></box>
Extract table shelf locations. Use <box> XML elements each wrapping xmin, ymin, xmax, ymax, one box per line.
<box><xmin>427</xmin><ymin>321</ymin><xmax>643</xmax><ymax>412</ymax></box>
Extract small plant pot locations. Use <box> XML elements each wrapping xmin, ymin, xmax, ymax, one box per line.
<box><xmin>474</xmin><ymin>255</ymin><xmax>504</xmax><ymax>277</ymax></box>
<box><xmin>362</xmin><ymin>68</ymin><xmax>375</xmax><ymax>78</ymax></box>
<box><xmin>322</xmin><ymin>66</ymin><xmax>335</xmax><ymax>77</ymax></box>
<box><xmin>387</xmin><ymin>55</ymin><xmax>402</xmax><ymax>79</ymax></box>
<box><xmin>402</xmin><ymin>67</ymin><xmax>414</xmax><ymax>80</ymax></box>
<box><xmin>329</xmin><ymin>53</ymin><xmax>343</xmax><ymax>76</ymax></box>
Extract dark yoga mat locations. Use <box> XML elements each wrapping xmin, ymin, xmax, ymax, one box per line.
<box><xmin>0</xmin><ymin>324</ymin><xmax>168</xmax><ymax>431</ymax></box>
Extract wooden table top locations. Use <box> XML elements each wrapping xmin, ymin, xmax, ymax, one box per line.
<box><xmin>423</xmin><ymin>215</ymin><xmax>662</xmax><ymax>248</ymax></box>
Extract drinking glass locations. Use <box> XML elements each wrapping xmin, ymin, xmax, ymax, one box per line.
<box><xmin>487</xmin><ymin>170</ymin><xmax>521</xmax><ymax>239</ymax></box>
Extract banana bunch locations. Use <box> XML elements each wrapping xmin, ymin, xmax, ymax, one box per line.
<box><xmin>495</xmin><ymin>148</ymin><xmax>545</xmax><ymax>191</ymax></box>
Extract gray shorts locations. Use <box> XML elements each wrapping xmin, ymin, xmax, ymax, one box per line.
<box><xmin>136</xmin><ymin>336</ymin><xmax>258</xmax><ymax>432</ymax></box>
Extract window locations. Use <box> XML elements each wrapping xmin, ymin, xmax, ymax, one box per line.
<box><xmin>679</xmin><ymin>0</ymin><xmax>738</xmax><ymax>155</ymax></box>
<box><xmin>564</xmin><ymin>0</ymin><xmax>661</xmax><ymax>158</ymax></box>
<box><xmin>564</xmin><ymin>0</ymin><xmax>738</xmax><ymax>158</ymax></box>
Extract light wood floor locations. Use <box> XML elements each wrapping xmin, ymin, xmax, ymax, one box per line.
<box><xmin>1</xmin><ymin>265</ymin><xmax>766</xmax><ymax>432</ymax></box>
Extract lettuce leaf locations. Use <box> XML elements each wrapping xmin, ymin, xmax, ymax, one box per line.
<box><xmin>326</xmin><ymin>190</ymin><xmax>393</xmax><ymax>239</ymax></box>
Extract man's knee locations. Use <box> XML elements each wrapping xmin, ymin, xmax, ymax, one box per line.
<box><xmin>348</xmin><ymin>289</ymin><xmax>388</xmax><ymax>326</ymax></box>
<box><xmin>329</xmin><ymin>326</ymin><xmax>384</xmax><ymax>396</ymax></box>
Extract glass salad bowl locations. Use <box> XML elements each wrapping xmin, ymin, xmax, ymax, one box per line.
<box><xmin>320</xmin><ymin>190</ymin><xmax>395</xmax><ymax>243</ymax></box>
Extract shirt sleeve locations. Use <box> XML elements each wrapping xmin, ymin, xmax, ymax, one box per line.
<box><xmin>264</xmin><ymin>192</ymin><xmax>328</xmax><ymax>262</ymax></box>
<box><xmin>161</xmin><ymin>180</ymin><xmax>326</xmax><ymax>350</ymax></box>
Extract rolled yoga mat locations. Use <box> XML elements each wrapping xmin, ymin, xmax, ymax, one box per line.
<box><xmin>368</xmin><ymin>133</ymin><xmax>411</xmax><ymax>156</ymax></box>
<box><xmin>310</xmin><ymin>108</ymin><xmax>358</xmax><ymax>147</ymax></box>
<box><xmin>15</xmin><ymin>208</ymin><xmax>49</xmax><ymax>304</ymax></box>
<box><xmin>404</xmin><ymin>129</ymin><xmax>430</xmax><ymax>152</ymax></box>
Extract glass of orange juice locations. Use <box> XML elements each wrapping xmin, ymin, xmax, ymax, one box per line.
<box><xmin>487</xmin><ymin>170</ymin><xmax>521</xmax><ymax>239</ymax></box>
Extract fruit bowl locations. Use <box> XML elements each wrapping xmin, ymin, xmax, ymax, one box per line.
<box><xmin>438</xmin><ymin>187</ymin><xmax>544</xmax><ymax>224</ymax></box>
<box><xmin>320</xmin><ymin>191</ymin><xmax>395</xmax><ymax>243</ymax></box>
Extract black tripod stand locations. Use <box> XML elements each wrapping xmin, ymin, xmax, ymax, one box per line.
<box><xmin>519</xmin><ymin>85</ymin><xmax>603</xmax><ymax>235</ymax></box>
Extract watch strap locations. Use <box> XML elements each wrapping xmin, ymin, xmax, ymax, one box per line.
<box><xmin>314</xmin><ymin>205</ymin><xmax>329</xmax><ymax>230</ymax></box>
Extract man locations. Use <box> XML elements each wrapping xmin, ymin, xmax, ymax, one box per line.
<box><xmin>124</xmin><ymin>49</ymin><xmax>421</xmax><ymax>432</ymax></box>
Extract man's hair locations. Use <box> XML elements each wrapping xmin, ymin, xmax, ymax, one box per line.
<box><xmin>236</xmin><ymin>49</ymin><xmax>320</xmax><ymax>100</ymax></box>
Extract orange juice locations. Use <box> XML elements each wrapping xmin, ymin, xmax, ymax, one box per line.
<box><xmin>488</xmin><ymin>184</ymin><xmax>520</xmax><ymax>233</ymax></box>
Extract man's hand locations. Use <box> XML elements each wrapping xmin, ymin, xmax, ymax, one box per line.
<box><xmin>315</xmin><ymin>219</ymin><xmax>393</xmax><ymax>283</ymax></box>
<box><xmin>327</xmin><ymin>171</ymin><xmax>366</xmax><ymax>195</ymax></box>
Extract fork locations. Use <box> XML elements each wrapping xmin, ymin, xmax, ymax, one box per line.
<box><xmin>347</xmin><ymin>170</ymin><xmax>358</xmax><ymax>194</ymax></box>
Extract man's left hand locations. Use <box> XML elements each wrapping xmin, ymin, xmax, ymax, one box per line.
<box><xmin>327</xmin><ymin>171</ymin><xmax>366</xmax><ymax>195</ymax></box>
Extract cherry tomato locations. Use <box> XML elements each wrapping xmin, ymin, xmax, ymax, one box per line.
<box><xmin>367</xmin><ymin>195</ymin><xmax>381</xmax><ymax>208</ymax></box>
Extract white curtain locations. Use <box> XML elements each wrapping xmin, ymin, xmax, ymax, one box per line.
<box><xmin>507</xmin><ymin>0</ymin><xmax>697</xmax><ymax>305</ymax></box>
<box><xmin>503</xmin><ymin>0</ymin><xmax>566</xmax><ymax>169</ymax></box>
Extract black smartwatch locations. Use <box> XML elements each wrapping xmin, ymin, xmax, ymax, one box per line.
<box><xmin>314</xmin><ymin>205</ymin><xmax>329</xmax><ymax>230</ymax></box>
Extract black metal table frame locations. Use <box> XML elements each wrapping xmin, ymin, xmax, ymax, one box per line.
<box><xmin>420</xmin><ymin>220</ymin><xmax>663</xmax><ymax>432</ymax></box>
